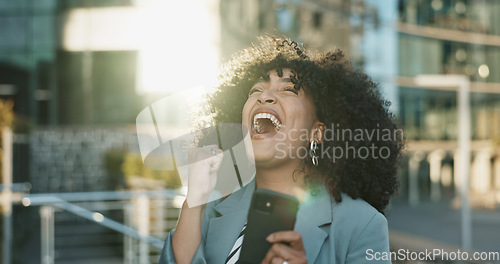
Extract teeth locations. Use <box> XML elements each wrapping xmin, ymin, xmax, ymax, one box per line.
<box><xmin>252</xmin><ymin>112</ymin><xmax>282</xmax><ymax>132</ymax></box>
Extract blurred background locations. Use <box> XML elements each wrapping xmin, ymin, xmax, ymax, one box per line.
<box><xmin>0</xmin><ymin>0</ymin><xmax>499</xmax><ymax>263</ymax></box>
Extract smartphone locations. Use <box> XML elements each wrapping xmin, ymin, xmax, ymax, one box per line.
<box><xmin>238</xmin><ymin>189</ymin><xmax>299</xmax><ymax>264</ymax></box>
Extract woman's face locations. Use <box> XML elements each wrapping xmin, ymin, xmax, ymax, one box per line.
<box><xmin>242</xmin><ymin>68</ymin><xmax>319</xmax><ymax>168</ymax></box>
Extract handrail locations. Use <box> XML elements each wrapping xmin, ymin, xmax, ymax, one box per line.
<box><xmin>397</xmin><ymin>22</ymin><xmax>500</xmax><ymax>47</ymax></box>
<box><xmin>397</xmin><ymin>77</ymin><xmax>500</xmax><ymax>94</ymax></box>
<box><xmin>46</xmin><ymin>197</ymin><xmax>165</xmax><ymax>249</ymax></box>
<box><xmin>19</xmin><ymin>189</ymin><xmax>184</xmax><ymax>205</ymax></box>
<box><xmin>16</xmin><ymin>189</ymin><xmax>185</xmax><ymax>251</ymax></box>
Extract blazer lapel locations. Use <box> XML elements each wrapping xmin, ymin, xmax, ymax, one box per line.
<box><xmin>203</xmin><ymin>180</ymin><xmax>333</xmax><ymax>264</ymax></box>
<box><xmin>204</xmin><ymin>180</ymin><xmax>255</xmax><ymax>264</ymax></box>
<box><xmin>294</xmin><ymin>186</ymin><xmax>333</xmax><ymax>264</ymax></box>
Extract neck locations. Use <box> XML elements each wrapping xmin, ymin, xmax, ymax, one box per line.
<box><xmin>255</xmin><ymin>160</ymin><xmax>307</xmax><ymax>202</ymax></box>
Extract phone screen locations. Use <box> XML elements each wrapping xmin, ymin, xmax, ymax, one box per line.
<box><xmin>238</xmin><ymin>189</ymin><xmax>299</xmax><ymax>264</ymax></box>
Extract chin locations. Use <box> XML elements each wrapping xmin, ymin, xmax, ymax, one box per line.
<box><xmin>252</xmin><ymin>150</ymin><xmax>275</xmax><ymax>162</ymax></box>
<box><xmin>252</xmin><ymin>147</ymin><xmax>289</xmax><ymax>168</ymax></box>
<box><xmin>252</xmin><ymin>147</ymin><xmax>275</xmax><ymax>161</ymax></box>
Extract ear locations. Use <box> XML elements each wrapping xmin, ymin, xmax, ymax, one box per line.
<box><xmin>309</xmin><ymin>122</ymin><xmax>326</xmax><ymax>144</ymax></box>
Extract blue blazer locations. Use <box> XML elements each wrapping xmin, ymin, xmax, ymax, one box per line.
<box><xmin>159</xmin><ymin>179</ymin><xmax>391</xmax><ymax>263</ymax></box>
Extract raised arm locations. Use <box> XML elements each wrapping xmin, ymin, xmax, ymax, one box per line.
<box><xmin>170</xmin><ymin>145</ymin><xmax>223</xmax><ymax>263</ymax></box>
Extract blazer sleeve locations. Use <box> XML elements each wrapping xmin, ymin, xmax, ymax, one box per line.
<box><xmin>345</xmin><ymin>213</ymin><xmax>391</xmax><ymax>264</ymax></box>
<box><xmin>158</xmin><ymin>203</ymin><xmax>215</xmax><ymax>264</ymax></box>
<box><xmin>158</xmin><ymin>229</ymin><xmax>208</xmax><ymax>264</ymax></box>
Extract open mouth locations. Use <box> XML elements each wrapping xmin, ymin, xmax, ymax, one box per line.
<box><xmin>253</xmin><ymin>112</ymin><xmax>282</xmax><ymax>135</ymax></box>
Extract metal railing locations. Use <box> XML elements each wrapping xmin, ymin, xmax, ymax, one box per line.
<box><xmin>0</xmin><ymin>127</ymin><xmax>187</xmax><ymax>264</ymax></box>
<box><xmin>8</xmin><ymin>189</ymin><xmax>184</xmax><ymax>264</ymax></box>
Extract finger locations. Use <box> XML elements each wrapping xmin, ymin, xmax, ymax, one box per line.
<box><xmin>261</xmin><ymin>244</ymin><xmax>276</xmax><ymax>264</ymax></box>
<box><xmin>261</xmin><ymin>245</ymin><xmax>282</xmax><ymax>264</ymax></box>
<box><xmin>203</xmin><ymin>145</ymin><xmax>222</xmax><ymax>160</ymax></box>
<box><xmin>209</xmin><ymin>152</ymin><xmax>224</xmax><ymax>172</ymax></box>
<box><xmin>267</xmin><ymin>231</ymin><xmax>305</xmax><ymax>251</ymax></box>
<box><xmin>261</xmin><ymin>243</ymin><xmax>296</xmax><ymax>264</ymax></box>
<box><xmin>270</xmin><ymin>256</ymin><xmax>286</xmax><ymax>264</ymax></box>
<box><xmin>189</xmin><ymin>145</ymin><xmax>220</xmax><ymax>163</ymax></box>
<box><xmin>203</xmin><ymin>144</ymin><xmax>220</xmax><ymax>153</ymax></box>
<box><xmin>207</xmin><ymin>146</ymin><xmax>223</xmax><ymax>168</ymax></box>
<box><xmin>188</xmin><ymin>147</ymin><xmax>208</xmax><ymax>162</ymax></box>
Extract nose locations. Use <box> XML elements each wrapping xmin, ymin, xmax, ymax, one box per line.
<box><xmin>257</xmin><ymin>90</ymin><xmax>276</xmax><ymax>104</ymax></box>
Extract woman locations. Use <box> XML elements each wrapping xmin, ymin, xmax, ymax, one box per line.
<box><xmin>159</xmin><ymin>36</ymin><xmax>403</xmax><ymax>264</ymax></box>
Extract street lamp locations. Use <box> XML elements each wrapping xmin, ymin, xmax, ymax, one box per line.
<box><xmin>414</xmin><ymin>74</ymin><xmax>471</xmax><ymax>250</ymax></box>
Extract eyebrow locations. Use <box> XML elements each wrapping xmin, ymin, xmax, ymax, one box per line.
<box><xmin>255</xmin><ymin>77</ymin><xmax>293</xmax><ymax>84</ymax></box>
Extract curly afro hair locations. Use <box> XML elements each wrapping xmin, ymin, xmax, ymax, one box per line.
<box><xmin>208</xmin><ymin>36</ymin><xmax>404</xmax><ymax>213</ymax></box>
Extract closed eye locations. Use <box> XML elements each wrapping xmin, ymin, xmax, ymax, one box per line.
<box><xmin>248</xmin><ymin>87</ymin><xmax>262</xmax><ymax>96</ymax></box>
<box><xmin>283</xmin><ymin>86</ymin><xmax>299</xmax><ymax>95</ymax></box>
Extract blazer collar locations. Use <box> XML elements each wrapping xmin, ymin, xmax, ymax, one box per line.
<box><xmin>214</xmin><ymin>179</ymin><xmax>255</xmax><ymax>216</ymax></box>
<box><xmin>294</xmin><ymin>185</ymin><xmax>333</xmax><ymax>264</ymax></box>
<box><xmin>205</xmin><ymin>180</ymin><xmax>333</xmax><ymax>264</ymax></box>
<box><xmin>205</xmin><ymin>180</ymin><xmax>255</xmax><ymax>264</ymax></box>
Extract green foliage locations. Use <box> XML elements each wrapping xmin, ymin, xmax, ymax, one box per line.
<box><xmin>104</xmin><ymin>148</ymin><xmax>128</xmax><ymax>190</ymax></box>
<box><xmin>0</xmin><ymin>100</ymin><xmax>14</xmax><ymax>185</ymax></box>
<box><xmin>121</xmin><ymin>152</ymin><xmax>182</xmax><ymax>189</ymax></box>
<box><xmin>0</xmin><ymin>100</ymin><xmax>14</xmax><ymax>128</ymax></box>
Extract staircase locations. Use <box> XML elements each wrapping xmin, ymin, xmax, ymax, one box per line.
<box><xmin>53</xmin><ymin>207</ymin><xmax>124</xmax><ymax>264</ymax></box>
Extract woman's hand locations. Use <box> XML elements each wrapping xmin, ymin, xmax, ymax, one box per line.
<box><xmin>186</xmin><ymin>144</ymin><xmax>223</xmax><ymax>207</ymax></box>
<box><xmin>261</xmin><ymin>231</ymin><xmax>307</xmax><ymax>264</ymax></box>
<box><xmin>172</xmin><ymin>144</ymin><xmax>222</xmax><ymax>263</ymax></box>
